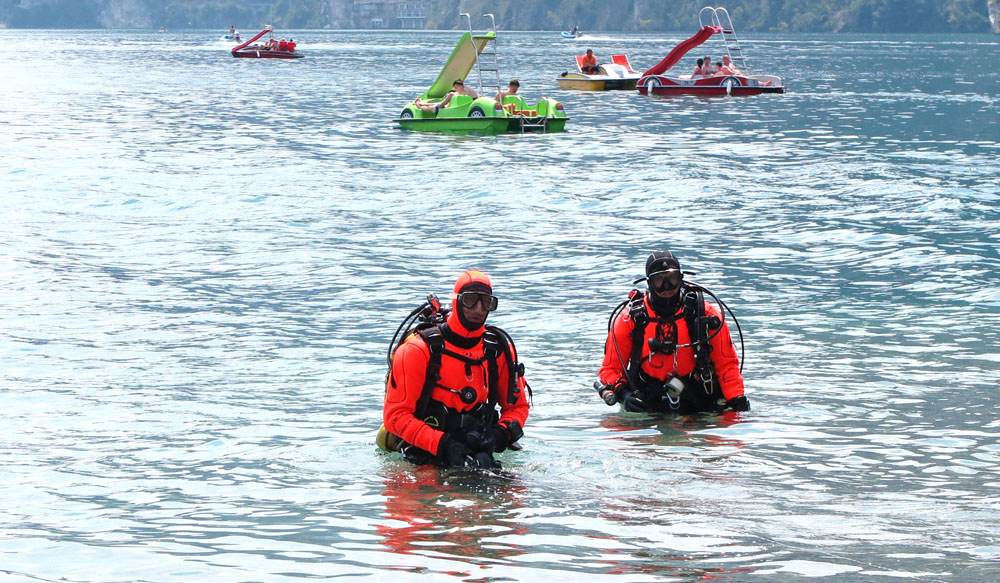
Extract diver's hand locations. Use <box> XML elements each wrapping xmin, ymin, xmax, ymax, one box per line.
<box><xmin>725</xmin><ymin>395</ymin><xmax>750</xmax><ymax>411</ymax></box>
<box><xmin>438</xmin><ymin>436</ymin><xmax>473</xmax><ymax>467</ymax></box>
<box><xmin>621</xmin><ymin>390</ymin><xmax>650</xmax><ymax>412</ymax></box>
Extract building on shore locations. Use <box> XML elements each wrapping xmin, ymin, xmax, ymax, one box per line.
<box><xmin>353</xmin><ymin>1</ymin><xmax>429</xmax><ymax>29</ymax></box>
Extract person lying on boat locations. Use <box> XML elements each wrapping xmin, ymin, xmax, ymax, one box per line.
<box><xmin>495</xmin><ymin>79</ymin><xmax>519</xmax><ymax>102</ymax></box>
<box><xmin>263</xmin><ymin>38</ymin><xmax>278</xmax><ymax>50</ymax></box>
<box><xmin>414</xmin><ymin>79</ymin><xmax>479</xmax><ymax>114</ymax></box>
<box><xmin>381</xmin><ymin>270</ymin><xmax>530</xmax><ymax>469</ymax></box>
<box><xmin>595</xmin><ymin>251</ymin><xmax>749</xmax><ymax>415</ymax></box>
<box><xmin>581</xmin><ymin>49</ymin><xmax>599</xmax><ymax>74</ymax></box>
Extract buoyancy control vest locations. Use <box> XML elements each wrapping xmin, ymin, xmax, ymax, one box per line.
<box><xmin>618</xmin><ymin>286</ymin><xmax>730</xmax><ymax>412</ymax></box>
<box><xmin>378</xmin><ymin>296</ymin><xmax>529</xmax><ymax>455</ymax></box>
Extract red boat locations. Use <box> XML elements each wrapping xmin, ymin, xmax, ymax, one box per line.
<box><xmin>637</xmin><ymin>7</ymin><xmax>783</xmax><ymax>97</ymax></box>
<box><xmin>231</xmin><ymin>27</ymin><xmax>304</xmax><ymax>59</ymax></box>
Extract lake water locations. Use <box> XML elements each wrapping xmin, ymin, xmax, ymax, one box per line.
<box><xmin>1</xmin><ymin>28</ymin><xmax>999</xmax><ymax>582</ymax></box>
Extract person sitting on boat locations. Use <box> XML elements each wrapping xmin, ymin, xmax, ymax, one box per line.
<box><xmin>701</xmin><ymin>55</ymin><xmax>714</xmax><ymax>77</ymax></box>
<box><xmin>278</xmin><ymin>39</ymin><xmax>288</xmax><ymax>51</ymax></box>
<box><xmin>581</xmin><ymin>49</ymin><xmax>599</xmax><ymax>74</ymax></box>
<box><xmin>287</xmin><ymin>38</ymin><xmax>296</xmax><ymax>52</ymax></box>
<box><xmin>381</xmin><ymin>270</ymin><xmax>530</xmax><ymax>468</ymax></box>
<box><xmin>414</xmin><ymin>79</ymin><xmax>479</xmax><ymax>114</ymax></box>
<box><xmin>495</xmin><ymin>79</ymin><xmax>520</xmax><ymax>102</ymax></box>
<box><xmin>595</xmin><ymin>251</ymin><xmax>749</xmax><ymax>415</ymax></box>
<box><xmin>264</xmin><ymin>38</ymin><xmax>278</xmax><ymax>50</ymax></box>
<box><xmin>570</xmin><ymin>25</ymin><xmax>579</xmax><ymax>36</ymax></box>
<box><xmin>721</xmin><ymin>55</ymin><xmax>741</xmax><ymax>76</ymax></box>
<box><xmin>692</xmin><ymin>58</ymin><xmax>705</xmax><ymax>78</ymax></box>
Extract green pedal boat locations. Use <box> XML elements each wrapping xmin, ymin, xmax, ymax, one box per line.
<box><xmin>397</xmin><ymin>16</ymin><xmax>568</xmax><ymax>135</ymax></box>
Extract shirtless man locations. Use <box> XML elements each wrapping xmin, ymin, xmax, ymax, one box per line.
<box><xmin>414</xmin><ymin>79</ymin><xmax>479</xmax><ymax>113</ymax></box>
<box><xmin>495</xmin><ymin>79</ymin><xmax>520</xmax><ymax>102</ymax></box>
<box><xmin>721</xmin><ymin>55</ymin><xmax>742</xmax><ymax>76</ymax></box>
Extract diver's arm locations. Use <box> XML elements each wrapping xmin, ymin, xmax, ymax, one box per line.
<box><xmin>383</xmin><ymin>339</ymin><xmax>446</xmax><ymax>454</ymax></box>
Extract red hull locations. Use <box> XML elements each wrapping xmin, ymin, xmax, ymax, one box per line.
<box><xmin>637</xmin><ymin>74</ymin><xmax>783</xmax><ymax>96</ymax></box>
<box><xmin>639</xmin><ymin>85</ymin><xmax>784</xmax><ymax>96</ymax></box>
<box><xmin>231</xmin><ymin>50</ymin><xmax>304</xmax><ymax>59</ymax></box>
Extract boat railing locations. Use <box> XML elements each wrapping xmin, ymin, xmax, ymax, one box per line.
<box><xmin>698</xmin><ymin>6</ymin><xmax>751</xmax><ymax>75</ymax></box>
<box><xmin>462</xmin><ymin>13</ymin><xmax>502</xmax><ymax>99</ymax></box>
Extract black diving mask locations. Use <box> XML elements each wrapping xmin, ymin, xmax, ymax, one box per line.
<box><xmin>649</xmin><ymin>270</ymin><xmax>683</xmax><ymax>292</ymax></box>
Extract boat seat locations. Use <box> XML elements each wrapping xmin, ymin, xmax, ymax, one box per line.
<box><xmin>575</xmin><ymin>55</ymin><xmax>585</xmax><ymax>72</ymax></box>
<box><xmin>449</xmin><ymin>94</ymin><xmax>474</xmax><ymax>108</ymax></box>
<box><xmin>502</xmin><ymin>95</ymin><xmax>528</xmax><ymax>111</ymax></box>
<box><xmin>611</xmin><ymin>54</ymin><xmax>635</xmax><ymax>72</ymax></box>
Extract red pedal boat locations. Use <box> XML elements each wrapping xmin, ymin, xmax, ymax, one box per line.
<box><xmin>231</xmin><ymin>27</ymin><xmax>304</xmax><ymax>60</ymax></box>
<box><xmin>638</xmin><ymin>7</ymin><xmax>783</xmax><ymax>97</ymax></box>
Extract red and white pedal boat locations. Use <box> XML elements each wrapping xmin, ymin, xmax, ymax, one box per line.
<box><xmin>231</xmin><ymin>27</ymin><xmax>303</xmax><ymax>60</ymax></box>
<box><xmin>637</xmin><ymin>7</ymin><xmax>783</xmax><ymax>97</ymax></box>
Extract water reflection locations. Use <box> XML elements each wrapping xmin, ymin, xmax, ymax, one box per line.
<box><xmin>377</xmin><ymin>464</ymin><xmax>527</xmax><ymax>569</ymax></box>
<box><xmin>1</xmin><ymin>28</ymin><xmax>998</xmax><ymax>583</ymax></box>
<box><xmin>600</xmin><ymin>411</ymin><xmax>748</xmax><ymax>449</ymax></box>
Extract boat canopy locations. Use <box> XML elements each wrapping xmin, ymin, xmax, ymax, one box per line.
<box><xmin>233</xmin><ymin>27</ymin><xmax>271</xmax><ymax>52</ymax></box>
<box><xmin>642</xmin><ymin>26</ymin><xmax>719</xmax><ymax>77</ymax></box>
<box><xmin>422</xmin><ymin>32</ymin><xmax>496</xmax><ymax>100</ymax></box>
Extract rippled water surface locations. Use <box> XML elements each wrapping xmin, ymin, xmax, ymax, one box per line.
<box><xmin>2</xmin><ymin>28</ymin><xmax>999</xmax><ymax>582</ymax></box>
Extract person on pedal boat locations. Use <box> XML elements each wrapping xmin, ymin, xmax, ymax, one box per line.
<box><xmin>414</xmin><ymin>79</ymin><xmax>479</xmax><ymax>114</ymax></box>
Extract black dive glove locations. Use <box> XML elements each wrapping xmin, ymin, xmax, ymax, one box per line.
<box><xmin>484</xmin><ymin>425</ymin><xmax>510</xmax><ymax>453</ymax></box>
<box><xmin>725</xmin><ymin>395</ymin><xmax>751</xmax><ymax>411</ymax></box>
<box><xmin>438</xmin><ymin>435</ymin><xmax>473</xmax><ymax>467</ymax></box>
<box><xmin>475</xmin><ymin>420</ymin><xmax>523</xmax><ymax>453</ymax></box>
<box><xmin>620</xmin><ymin>390</ymin><xmax>651</xmax><ymax>412</ymax></box>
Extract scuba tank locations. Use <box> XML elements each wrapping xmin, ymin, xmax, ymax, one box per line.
<box><xmin>377</xmin><ymin>294</ymin><xmax>447</xmax><ymax>453</ymax></box>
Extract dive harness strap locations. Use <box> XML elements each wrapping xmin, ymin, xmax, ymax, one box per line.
<box><xmin>626</xmin><ymin>288</ymin><xmax>719</xmax><ymax>401</ymax></box>
<box><xmin>683</xmin><ymin>288</ymin><xmax>720</xmax><ymax>395</ymax></box>
<box><xmin>414</xmin><ymin>326</ymin><xmax>446</xmax><ymax>420</ymax></box>
<box><xmin>414</xmin><ymin>323</ymin><xmax>525</xmax><ymax>418</ymax></box>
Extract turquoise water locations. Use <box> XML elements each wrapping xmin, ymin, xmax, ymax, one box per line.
<box><xmin>2</xmin><ymin>28</ymin><xmax>999</xmax><ymax>582</ymax></box>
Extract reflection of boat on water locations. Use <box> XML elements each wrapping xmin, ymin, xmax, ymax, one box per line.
<box><xmin>397</xmin><ymin>14</ymin><xmax>567</xmax><ymax>135</ymax></box>
<box><xmin>637</xmin><ymin>6</ymin><xmax>784</xmax><ymax>97</ymax></box>
<box><xmin>231</xmin><ymin>27</ymin><xmax>303</xmax><ymax>59</ymax></box>
<box><xmin>558</xmin><ymin>54</ymin><xmax>640</xmax><ymax>91</ymax></box>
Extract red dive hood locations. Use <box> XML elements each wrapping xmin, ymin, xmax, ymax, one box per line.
<box><xmin>447</xmin><ymin>270</ymin><xmax>492</xmax><ymax>337</ymax></box>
